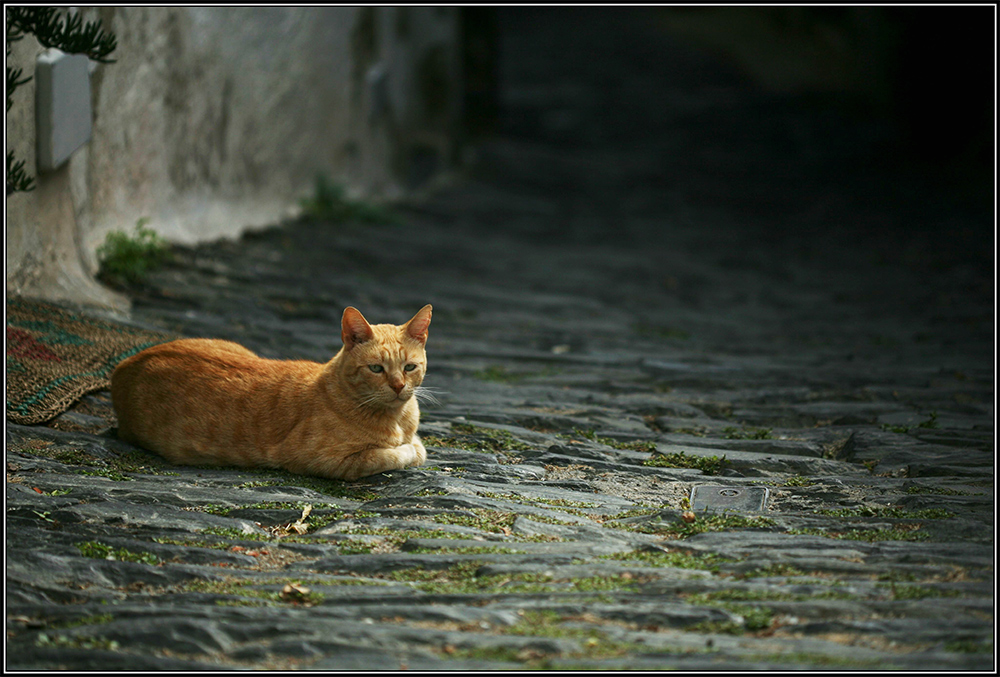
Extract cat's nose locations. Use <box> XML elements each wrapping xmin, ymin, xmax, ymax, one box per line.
<box><xmin>389</xmin><ymin>380</ymin><xmax>405</xmax><ymax>394</ymax></box>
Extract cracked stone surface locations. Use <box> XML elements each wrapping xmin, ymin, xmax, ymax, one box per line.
<box><xmin>6</xmin><ymin>9</ymin><xmax>993</xmax><ymax>670</ymax></box>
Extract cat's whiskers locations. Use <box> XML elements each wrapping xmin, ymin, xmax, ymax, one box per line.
<box><xmin>354</xmin><ymin>391</ymin><xmax>389</xmax><ymax>411</ymax></box>
<box><xmin>414</xmin><ymin>386</ymin><xmax>445</xmax><ymax>406</ymax></box>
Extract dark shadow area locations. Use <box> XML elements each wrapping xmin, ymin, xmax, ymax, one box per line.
<box><xmin>463</xmin><ymin>7</ymin><xmax>993</xmax><ymax>247</ymax></box>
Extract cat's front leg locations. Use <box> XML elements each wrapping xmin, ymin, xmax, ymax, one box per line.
<box><xmin>331</xmin><ymin>443</ymin><xmax>422</xmax><ymax>481</ymax></box>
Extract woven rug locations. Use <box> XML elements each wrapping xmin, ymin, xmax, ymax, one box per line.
<box><xmin>6</xmin><ymin>296</ymin><xmax>176</xmax><ymax>425</ymax></box>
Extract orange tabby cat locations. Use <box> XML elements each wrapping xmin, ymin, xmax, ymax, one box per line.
<box><xmin>111</xmin><ymin>305</ymin><xmax>432</xmax><ymax>480</ymax></box>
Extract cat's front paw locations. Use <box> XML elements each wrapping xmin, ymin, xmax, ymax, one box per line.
<box><xmin>411</xmin><ymin>436</ymin><xmax>427</xmax><ymax>467</ymax></box>
<box><xmin>390</xmin><ymin>443</ymin><xmax>419</xmax><ymax>469</ymax></box>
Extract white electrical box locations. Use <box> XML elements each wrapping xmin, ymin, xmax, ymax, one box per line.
<box><xmin>35</xmin><ymin>49</ymin><xmax>92</xmax><ymax>172</ymax></box>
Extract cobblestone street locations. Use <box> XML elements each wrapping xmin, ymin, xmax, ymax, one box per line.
<box><xmin>6</xmin><ymin>9</ymin><xmax>994</xmax><ymax>670</ymax></box>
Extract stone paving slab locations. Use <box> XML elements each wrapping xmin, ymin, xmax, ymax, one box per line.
<box><xmin>6</xmin><ymin>8</ymin><xmax>993</xmax><ymax>672</ymax></box>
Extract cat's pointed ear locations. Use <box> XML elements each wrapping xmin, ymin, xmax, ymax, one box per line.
<box><xmin>342</xmin><ymin>307</ymin><xmax>375</xmax><ymax>350</ymax></box>
<box><xmin>404</xmin><ymin>304</ymin><xmax>432</xmax><ymax>344</ymax></box>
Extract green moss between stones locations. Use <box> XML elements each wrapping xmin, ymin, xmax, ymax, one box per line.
<box><xmin>431</xmin><ymin>508</ymin><xmax>519</xmax><ymax>533</ymax></box>
<box><xmin>600</xmin><ymin>548</ymin><xmax>730</xmax><ymax>572</ymax></box>
<box><xmin>250</xmin><ymin>470</ymin><xmax>382</xmax><ymax>501</ymax></box>
<box><xmin>383</xmin><ymin>561</ymin><xmax>643</xmax><ymax>596</ymax></box>
<box><xmin>20</xmin><ymin>442</ymin><xmax>179</xmax><ymax>480</ymax></box>
<box><xmin>75</xmin><ymin>541</ymin><xmax>161</xmax><ymax>566</ymax></box>
<box><xmin>904</xmin><ymin>485</ymin><xmax>973</xmax><ymax>496</ymax></box>
<box><xmin>38</xmin><ymin>613</ymin><xmax>115</xmax><ymax>630</ymax></box>
<box><xmin>944</xmin><ymin>640</ymin><xmax>993</xmax><ymax>653</ymax></box>
<box><xmin>179</xmin><ymin>576</ymin><xmax>327</xmax><ymax>605</ymax></box>
<box><xmin>152</xmin><ymin>536</ymin><xmax>234</xmax><ymax>550</ymax></box>
<box><xmin>425</xmin><ymin>423</ymin><xmax>533</xmax><ymax>454</ymax></box>
<box><xmin>722</xmin><ymin>426</ymin><xmax>774</xmax><ymax>440</ymax></box>
<box><xmin>559</xmin><ymin>428</ymin><xmax>658</xmax><ymax>453</ymax></box>
<box><xmin>815</xmin><ymin>506</ymin><xmax>954</xmax><ymax>520</ymax></box>
<box><xmin>738</xmin><ymin>562</ymin><xmax>806</xmax><ymax>578</ymax></box>
<box><xmin>642</xmin><ymin>451</ymin><xmax>726</xmax><ymax>475</ymax></box>
<box><xmin>474</xmin><ymin>490</ymin><xmax>602</xmax><ymax>515</ymax></box>
<box><xmin>786</xmin><ymin>525</ymin><xmax>931</xmax><ymax>542</ymax></box>
<box><xmin>619</xmin><ymin>513</ymin><xmax>774</xmax><ymax>539</ymax></box>
<box><xmin>884</xmin><ymin>583</ymin><xmax>967</xmax><ymax>600</ymax></box>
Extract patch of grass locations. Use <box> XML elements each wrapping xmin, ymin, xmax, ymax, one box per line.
<box><xmin>601</xmin><ymin>507</ymin><xmax>661</xmax><ymax>521</ymax></box>
<box><xmin>199</xmin><ymin>501</ymin><xmax>325</xmax><ymax>517</ymax></box>
<box><xmin>642</xmin><ymin>451</ymin><xmax>726</xmax><ymax>475</ymax></box>
<box><xmin>36</xmin><ymin>614</ymin><xmax>115</xmax><ymax>631</ymax></box>
<box><xmin>152</xmin><ymin>536</ymin><xmax>233</xmax><ymax>550</ymax></box>
<box><xmin>916</xmin><ymin>411</ymin><xmax>939</xmax><ymax>429</ymax></box>
<box><xmin>236</xmin><ymin>480</ymin><xmax>282</xmax><ymax>489</ymax></box>
<box><xmin>884</xmin><ymin>583</ymin><xmax>966</xmax><ymax>600</ymax></box>
<box><xmin>944</xmin><ymin>639</ymin><xmax>993</xmax><ymax>653</ymax></box>
<box><xmin>29</xmin><ymin>443</ymin><xmax>177</xmax><ymax>480</ymax></box>
<box><xmin>96</xmin><ymin>217</ymin><xmax>171</xmax><ymax>287</ymax></box>
<box><xmin>700</xmin><ymin>603</ymin><xmax>775</xmax><ymax>633</ymax></box>
<box><xmin>325</xmin><ymin>523</ymin><xmax>557</xmax><ymax>553</ymax></box>
<box><xmin>426</xmin><ymin>423</ymin><xmax>532</xmax><ymax>453</ymax></box>
<box><xmin>436</xmin><ymin>646</ymin><xmax>528</xmax><ymax>664</ymax></box>
<box><xmin>409</xmin><ymin>544</ymin><xmax>525</xmax><ymax>555</ymax></box>
<box><xmin>722</xmin><ymin>426</ymin><xmax>774</xmax><ymax>440</ymax></box>
<box><xmin>560</xmin><ymin>428</ymin><xmax>658</xmax><ymax>453</ymax></box>
<box><xmin>861</xmin><ymin>459</ymin><xmax>880</xmax><ymax>474</ymax></box>
<box><xmin>299</xmin><ymin>173</ymin><xmax>398</xmax><ymax>224</ymax></box>
<box><xmin>787</xmin><ymin>525</ymin><xmax>932</xmax><ymax>542</ymax></box>
<box><xmin>691</xmin><ymin>588</ymin><xmax>857</xmax><ymax>604</ymax></box>
<box><xmin>881</xmin><ymin>412</ymin><xmax>940</xmax><ymax>434</ymax></box>
<box><xmin>432</xmin><ymin>508</ymin><xmax>519</xmax><ymax>533</ymax></box>
<box><xmin>502</xmin><ymin>611</ymin><xmax>638</xmax><ymax>658</ymax></box>
<box><xmin>744</xmin><ymin>651</ymin><xmax>892</xmax><ymax>669</ymax></box>
<box><xmin>75</xmin><ymin>541</ymin><xmax>161</xmax><ymax>566</ymax></box>
<box><xmin>815</xmin><ymin>506</ymin><xmax>954</xmax><ymax>520</ymax></box>
<box><xmin>75</xmin><ymin>468</ymin><xmax>134</xmax><ymax>482</ymax></box>
<box><xmin>180</xmin><ymin>576</ymin><xmax>326</xmax><ymax>606</ymax></box>
<box><xmin>739</xmin><ymin>562</ymin><xmax>806</xmax><ymax>578</ymax></box>
<box><xmin>781</xmin><ymin>476</ymin><xmax>815</xmax><ymax>487</ymax></box>
<box><xmin>665</xmin><ymin>513</ymin><xmax>776</xmax><ymax>539</ymax></box>
<box><xmin>384</xmin><ymin>561</ymin><xmax>642</xmax><ymax>596</ymax></box>
<box><xmin>616</xmin><ymin>511</ymin><xmax>775</xmax><ymax>539</ymax></box>
<box><xmin>53</xmin><ymin>448</ymin><xmax>100</xmax><ymax>466</ymax></box>
<box><xmin>474</xmin><ymin>490</ymin><xmax>602</xmax><ymax>514</ymax></box>
<box><xmin>600</xmin><ymin>548</ymin><xmax>730</xmax><ymax>572</ymax></box>
<box><xmin>903</xmin><ymin>485</ymin><xmax>969</xmax><ymax>496</ymax></box>
<box><xmin>253</xmin><ymin>469</ymin><xmax>381</xmax><ymax>501</ymax></box>
<box><xmin>881</xmin><ymin>423</ymin><xmax>911</xmax><ymax>434</ymax></box>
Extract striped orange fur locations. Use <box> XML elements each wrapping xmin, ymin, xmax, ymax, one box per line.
<box><xmin>111</xmin><ymin>305</ymin><xmax>432</xmax><ymax>480</ymax></box>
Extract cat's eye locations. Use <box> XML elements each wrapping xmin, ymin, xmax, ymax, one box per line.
<box><xmin>368</xmin><ymin>364</ymin><xmax>384</xmax><ymax>373</ymax></box>
<box><xmin>404</xmin><ymin>364</ymin><xmax>417</xmax><ymax>372</ymax></box>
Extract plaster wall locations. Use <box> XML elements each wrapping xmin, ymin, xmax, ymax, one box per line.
<box><xmin>6</xmin><ymin>7</ymin><xmax>461</xmax><ymax>310</ymax></box>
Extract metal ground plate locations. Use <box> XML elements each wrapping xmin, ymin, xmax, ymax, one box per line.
<box><xmin>690</xmin><ymin>485</ymin><xmax>770</xmax><ymax>513</ymax></box>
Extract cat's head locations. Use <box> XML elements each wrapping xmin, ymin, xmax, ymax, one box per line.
<box><xmin>338</xmin><ymin>305</ymin><xmax>432</xmax><ymax>408</ymax></box>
